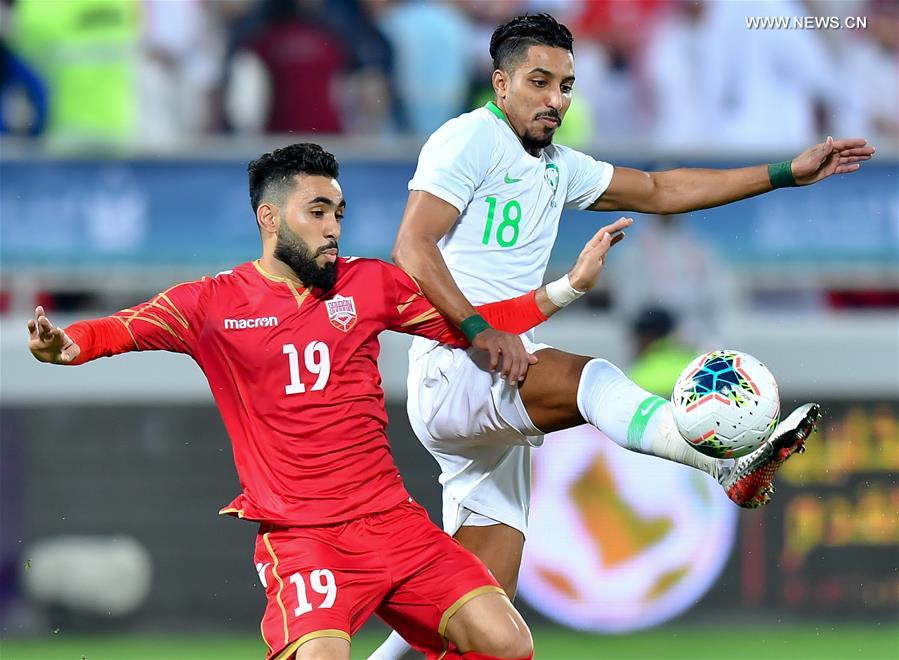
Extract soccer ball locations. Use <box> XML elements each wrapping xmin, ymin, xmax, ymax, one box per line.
<box><xmin>671</xmin><ymin>350</ymin><xmax>780</xmax><ymax>459</ymax></box>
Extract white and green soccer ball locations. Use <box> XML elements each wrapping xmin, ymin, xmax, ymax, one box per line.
<box><xmin>672</xmin><ymin>350</ymin><xmax>780</xmax><ymax>459</ymax></box>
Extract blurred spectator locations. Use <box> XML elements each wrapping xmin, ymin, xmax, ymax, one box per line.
<box><xmin>723</xmin><ymin>0</ymin><xmax>835</xmax><ymax>150</ymax></box>
<box><xmin>575</xmin><ymin>0</ymin><xmax>664</xmax><ymax>50</ymax></box>
<box><xmin>833</xmin><ymin>0</ymin><xmax>899</xmax><ymax>147</ymax></box>
<box><xmin>606</xmin><ymin>213</ymin><xmax>741</xmax><ymax>349</ymax></box>
<box><xmin>5</xmin><ymin>0</ymin><xmax>890</xmax><ymax>147</ymax></box>
<box><xmin>325</xmin><ymin>0</ymin><xmax>404</xmax><ymax>134</ymax></box>
<box><xmin>367</xmin><ymin>0</ymin><xmax>472</xmax><ymax>138</ymax></box>
<box><xmin>0</xmin><ymin>38</ymin><xmax>47</xmax><ymax>136</ymax></box>
<box><xmin>220</xmin><ymin>0</ymin><xmax>397</xmax><ymax>136</ymax></box>
<box><xmin>139</xmin><ymin>0</ymin><xmax>221</xmax><ymax>146</ymax></box>
<box><xmin>572</xmin><ymin>0</ymin><xmax>664</xmax><ymax>146</ymax></box>
<box><xmin>12</xmin><ymin>0</ymin><xmax>141</xmax><ymax>145</ymax></box>
<box><xmin>209</xmin><ymin>0</ymin><xmax>269</xmax><ymax>133</ymax></box>
<box><xmin>643</xmin><ymin>0</ymin><xmax>733</xmax><ymax>150</ymax></box>
<box><xmin>646</xmin><ymin>0</ymin><xmax>837</xmax><ymax>152</ymax></box>
<box><xmin>226</xmin><ymin>0</ymin><xmax>350</xmax><ymax>134</ymax></box>
<box><xmin>628</xmin><ymin>306</ymin><xmax>696</xmax><ymax>397</ymax></box>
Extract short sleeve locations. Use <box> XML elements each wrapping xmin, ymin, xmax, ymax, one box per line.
<box><xmin>560</xmin><ymin>147</ymin><xmax>615</xmax><ymax>211</ymax></box>
<box><xmin>408</xmin><ymin>114</ymin><xmax>494</xmax><ymax>214</ymax></box>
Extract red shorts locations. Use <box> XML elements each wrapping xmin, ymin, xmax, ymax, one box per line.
<box><xmin>253</xmin><ymin>499</ymin><xmax>503</xmax><ymax>660</ymax></box>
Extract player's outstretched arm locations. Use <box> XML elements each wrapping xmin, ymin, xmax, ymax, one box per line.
<box><xmin>591</xmin><ymin>137</ymin><xmax>875</xmax><ymax>215</ymax></box>
<box><xmin>27</xmin><ymin>306</ymin><xmax>81</xmax><ymax>364</ymax></box>
<box><xmin>27</xmin><ymin>281</ymin><xmax>203</xmax><ymax>367</ymax></box>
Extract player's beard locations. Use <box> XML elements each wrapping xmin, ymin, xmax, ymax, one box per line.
<box><xmin>522</xmin><ymin>111</ymin><xmax>562</xmax><ymax>151</ymax></box>
<box><xmin>522</xmin><ymin>131</ymin><xmax>553</xmax><ymax>152</ymax></box>
<box><xmin>274</xmin><ymin>223</ymin><xmax>338</xmax><ymax>292</ymax></box>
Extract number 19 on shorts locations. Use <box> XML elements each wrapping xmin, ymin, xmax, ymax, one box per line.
<box><xmin>483</xmin><ymin>196</ymin><xmax>521</xmax><ymax>247</ymax></box>
<box><xmin>289</xmin><ymin>569</ymin><xmax>336</xmax><ymax>617</ymax></box>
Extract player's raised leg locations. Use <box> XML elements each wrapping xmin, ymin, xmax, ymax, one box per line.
<box><xmin>519</xmin><ymin>349</ymin><xmax>722</xmax><ymax>476</ymax></box>
<box><xmin>518</xmin><ymin>349</ymin><xmax>820</xmax><ymax>507</ymax></box>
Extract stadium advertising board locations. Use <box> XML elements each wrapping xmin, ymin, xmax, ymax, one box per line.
<box><xmin>4</xmin><ymin>399</ymin><xmax>896</xmax><ymax>630</ymax></box>
<box><xmin>755</xmin><ymin>399</ymin><xmax>898</xmax><ymax>616</ymax></box>
<box><xmin>1</xmin><ymin>159</ymin><xmax>896</xmax><ymax>272</ymax></box>
<box><xmin>518</xmin><ymin>425</ymin><xmax>738</xmax><ymax>632</ymax></box>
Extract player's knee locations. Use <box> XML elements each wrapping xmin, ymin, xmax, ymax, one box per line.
<box><xmin>446</xmin><ymin>593</ymin><xmax>532</xmax><ymax>658</ymax></box>
<box><xmin>503</xmin><ymin>624</ymin><xmax>534</xmax><ymax>658</ymax></box>
<box><xmin>467</xmin><ymin>617</ymin><xmax>532</xmax><ymax>659</ymax></box>
<box><xmin>482</xmin><ymin>621</ymin><xmax>533</xmax><ymax>659</ymax></box>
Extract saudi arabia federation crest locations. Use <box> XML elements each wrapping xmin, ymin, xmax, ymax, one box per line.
<box><xmin>544</xmin><ymin>163</ymin><xmax>559</xmax><ymax>206</ymax></box>
<box><xmin>544</xmin><ymin>163</ymin><xmax>559</xmax><ymax>192</ymax></box>
<box><xmin>325</xmin><ymin>294</ymin><xmax>357</xmax><ymax>332</ymax></box>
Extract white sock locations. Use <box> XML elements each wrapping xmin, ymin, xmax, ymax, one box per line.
<box><xmin>576</xmin><ymin>358</ymin><xmax>722</xmax><ymax>479</ymax></box>
<box><xmin>368</xmin><ymin>630</ymin><xmax>419</xmax><ymax>660</ymax></box>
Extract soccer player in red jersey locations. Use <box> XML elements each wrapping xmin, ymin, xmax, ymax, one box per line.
<box><xmin>27</xmin><ymin>143</ymin><xmax>630</xmax><ymax>660</ymax></box>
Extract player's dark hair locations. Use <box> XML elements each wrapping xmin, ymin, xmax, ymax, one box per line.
<box><xmin>247</xmin><ymin>143</ymin><xmax>340</xmax><ymax>212</ymax></box>
<box><xmin>489</xmin><ymin>13</ymin><xmax>573</xmax><ymax>72</ymax></box>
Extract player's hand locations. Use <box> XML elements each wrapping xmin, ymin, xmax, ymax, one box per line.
<box><xmin>471</xmin><ymin>327</ymin><xmax>537</xmax><ymax>385</ymax></box>
<box><xmin>791</xmin><ymin>137</ymin><xmax>875</xmax><ymax>186</ymax></box>
<box><xmin>568</xmin><ymin>217</ymin><xmax>632</xmax><ymax>292</ymax></box>
<box><xmin>27</xmin><ymin>306</ymin><xmax>80</xmax><ymax>364</ymax></box>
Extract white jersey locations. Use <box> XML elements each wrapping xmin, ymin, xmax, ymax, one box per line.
<box><xmin>405</xmin><ymin>104</ymin><xmax>615</xmax><ymax>535</ymax></box>
<box><xmin>408</xmin><ymin>102</ymin><xmax>615</xmax><ymax>306</ymax></box>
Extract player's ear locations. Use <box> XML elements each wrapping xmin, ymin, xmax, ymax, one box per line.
<box><xmin>492</xmin><ymin>69</ymin><xmax>509</xmax><ymax>99</ymax></box>
<box><xmin>256</xmin><ymin>202</ymin><xmax>278</xmax><ymax>236</ymax></box>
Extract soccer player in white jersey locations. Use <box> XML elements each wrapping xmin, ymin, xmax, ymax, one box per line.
<box><xmin>371</xmin><ymin>13</ymin><xmax>875</xmax><ymax>660</ymax></box>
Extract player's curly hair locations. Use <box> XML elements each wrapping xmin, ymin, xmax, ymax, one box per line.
<box><xmin>489</xmin><ymin>13</ymin><xmax>574</xmax><ymax>72</ymax></box>
<box><xmin>247</xmin><ymin>143</ymin><xmax>340</xmax><ymax>212</ymax></box>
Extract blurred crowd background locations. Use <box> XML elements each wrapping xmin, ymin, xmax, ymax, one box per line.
<box><xmin>1</xmin><ymin>0</ymin><xmax>897</xmax><ymax>654</ymax></box>
<box><xmin>2</xmin><ymin>0</ymin><xmax>897</xmax><ymax>151</ymax></box>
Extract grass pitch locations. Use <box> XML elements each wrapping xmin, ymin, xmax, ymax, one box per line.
<box><xmin>1</xmin><ymin>624</ymin><xmax>897</xmax><ymax>660</ymax></box>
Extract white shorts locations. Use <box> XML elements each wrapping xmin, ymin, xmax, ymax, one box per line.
<box><xmin>406</xmin><ymin>336</ymin><xmax>551</xmax><ymax>537</ymax></box>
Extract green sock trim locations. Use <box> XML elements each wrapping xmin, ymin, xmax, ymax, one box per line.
<box><xmin>627</xmin><ymin>396</ymin><xmax>667</xmax><ymax>450</ymax></box>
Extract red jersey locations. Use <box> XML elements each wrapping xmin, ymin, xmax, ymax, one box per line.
<box><xmin>66</xmin><ymin>258</ymin><xmax>546</xmax><ymax>526</ymax></box>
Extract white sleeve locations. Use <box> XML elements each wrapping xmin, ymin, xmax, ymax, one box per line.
<box><xmin>408</xmin><ymin>115</ymin><xmax>492</xmax><ymax>214</ymax></box>
<box><xmin>561</xmin><ymin>148</ymin><xmax>615</xmax><ymax>211</ymax></box>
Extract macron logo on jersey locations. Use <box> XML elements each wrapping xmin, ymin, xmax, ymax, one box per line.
<box><xmin>223</xmin><ymin>316</ymin><xmax>279</xmax><ymax>330</ymax></box>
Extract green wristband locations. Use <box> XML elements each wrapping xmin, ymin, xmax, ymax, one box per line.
<box><xmin>460</xmin><ymin>314</ymin><xmax>490</xmax><ymax>342</ymax></box>
<box><xmin>768</xmin><ymin>160</ymin><xmax>797</xmax><ymax>188</ymax></box>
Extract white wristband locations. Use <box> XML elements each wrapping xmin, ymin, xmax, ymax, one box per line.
<box><xmin>545</xmin><ymin>274</ymin><xmax>586</xmax><ymax>308</ymax></box>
